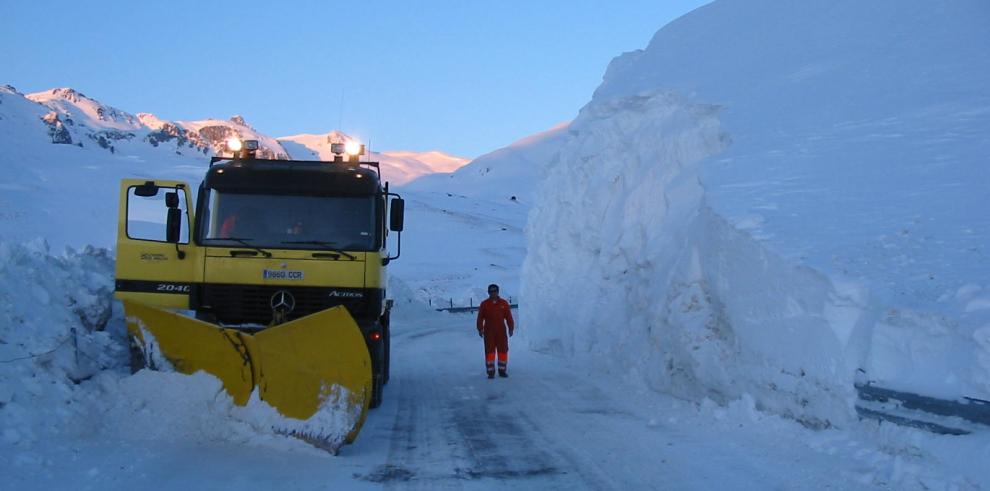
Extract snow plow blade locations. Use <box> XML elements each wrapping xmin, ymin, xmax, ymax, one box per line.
<box><xmin>122</xmin><ymin>300</ymin><xmax>372</xmax><ymax>446</ymax></box>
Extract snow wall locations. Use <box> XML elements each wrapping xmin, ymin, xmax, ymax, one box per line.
<box><xmin>522</xmin><ymin>0</ymin><xmax>990</xmax><ymax>428</ymax></box>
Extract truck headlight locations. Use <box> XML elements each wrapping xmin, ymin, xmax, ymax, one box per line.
<box><xmin>344</xmin><ymin>141</ymin><xmax>364</xmax><ymax>156</ymax></box>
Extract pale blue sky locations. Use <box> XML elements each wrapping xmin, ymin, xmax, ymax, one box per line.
<box><xmin>1</xmin><ymin>1</ymin><xmax>708</xmax><ymax>157</ymax></box>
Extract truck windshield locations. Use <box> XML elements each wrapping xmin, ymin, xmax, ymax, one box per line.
<box><xmin>199</xmin><ymin>189</ymin><xmax>377</xmax><ymax>251</ymax></box>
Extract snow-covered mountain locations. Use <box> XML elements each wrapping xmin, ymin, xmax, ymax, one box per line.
<box><xmin>0</xmin><ymin>85</ymin><xmax>469</xmax><ymax>248</ymax></box>
<box><xmin>403</xmin><ymin>121</ymin><xmax>570</xmax><ymax>204</ymax></box>
<box><xmin>278</xmin><ymin>132</ymin><xmax>468</xmax><ymax>186</ymax></box>
<box><xmin>523</xmin><ymin>0</ymin><xmax>990</xmax><ymax>428</ymax></box>
<box><xmin>23</xmin><ymin>87</ymin><xmax>289</xmax><ymax>159</ymax></box>
<box><xmin>381</xmin><ymin>150</ymin><xmax>466</xmax><ymax>174</ymax></box>
<box><xmin>28</xmin><ymin>87</ymin><xmax>142</xmax><ymax>132</ymax></box>
<box><xmin>6</xmin><ymin>86</ymin><xmax>468</xmax><ymax>186</ymax></box>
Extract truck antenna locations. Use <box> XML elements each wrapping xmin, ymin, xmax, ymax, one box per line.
<box><xmin>337</xmin><ymin>88</ymin><xmax>345</xmax><ymax>133</ymax></box>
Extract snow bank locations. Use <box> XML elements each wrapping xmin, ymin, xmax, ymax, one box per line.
<box><xmin>0</xmin><ymin>240</ymin><xmax>122</xmax><ymax>445</ymax></box>
<box><xmin>523</xmin><ymin>0</ymin><xmax>990</xmax><ymax>426</ymax></box>
<box><xmin>521</xmin><ymin>91</ymin><xmax>865</xmax><ymax>425</ymax></box>
<box><xmin>73</xmin><ymin>371</ymin><xmax>358</xmax><ymax>454</ymax></box>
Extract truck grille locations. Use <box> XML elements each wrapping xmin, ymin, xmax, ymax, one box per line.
<box><xmin>198</xmin><ymin>284</ymin><xmax>373</xmax><ymax>326</ymax></box>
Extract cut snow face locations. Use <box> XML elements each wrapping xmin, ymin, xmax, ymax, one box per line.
<box><xmin>523</xmin><ymin>0</ymin><xmax>990</xmax><ymax>427</ymax></box>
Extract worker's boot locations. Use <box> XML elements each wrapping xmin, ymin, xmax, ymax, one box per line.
<box><xmin>487</xmin><ymin>370</ymin><xmax>495</xmax><ymax>379</ymax></box>
<box><xmin>498</xmin><ymin>369</ymin><xmax>508</xmax><ymax>378</ymax></box>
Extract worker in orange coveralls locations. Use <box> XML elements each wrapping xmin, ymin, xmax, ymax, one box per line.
<box><xmin>477</xmin><ymin>283</ymin><xmax>514</xmax><ymax>378</ymax></box>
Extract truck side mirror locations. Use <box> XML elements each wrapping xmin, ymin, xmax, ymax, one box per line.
<box><xmin>166</xmin><ymin>208</ymin><xmax>182</xmax><ymax>243</ymax></box>
<box><xmin>389</xmin><ymin>198</ymin><xmax>405</xmax><ymax>232</ymax></box>
<box><xmin>165</xmin><ymin>191</ymin><xmax>181</xmax><ymax>243</ymax></box>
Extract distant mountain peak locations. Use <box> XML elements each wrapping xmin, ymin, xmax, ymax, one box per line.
<box><xmin>229</xmin><ymin>115</ymin><xmax>253</xmax><ymax>129</ymax></box>
<box><xmin>136</xmin><ymin>112</ymin><xmax>167</xmax><ymax>129</ymax></box>
<box><xmin>277</xmin><ymin>131</ymin><xmax>469</xmax><ymax>185</ymax></box>
<box><xmin>323</xmin><ymin>130</ymin><xmax>350</xmax><ymax>142</ymax></box>
<box><xmin>46</xmin><ymin>87</ymin><xmax>88</xmax><ymax>103</ymax></box>
<box><xmin>27</xmin><ymin>87</ymin><xmax>140</xmax><ymax>130</ymax></box>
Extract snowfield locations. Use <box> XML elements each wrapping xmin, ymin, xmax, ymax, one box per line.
<box><xmin>2</xmin><ymin>0</ymin><xmax>990</xmax><ymax>489</ymax></box>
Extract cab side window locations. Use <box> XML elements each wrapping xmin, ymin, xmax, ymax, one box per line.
<box><xmin>126</xmin><ymin>186</ymin><xmax>190</xmax><ymax>243</ymax></box>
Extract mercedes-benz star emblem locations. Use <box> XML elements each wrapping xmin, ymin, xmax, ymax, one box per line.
<box><xmin>270</xmin><ymin>290</ymin><xmax>296</xmax><ymax>314</ymax></box>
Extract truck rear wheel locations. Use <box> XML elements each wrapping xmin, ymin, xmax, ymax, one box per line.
<box><xmin>382</xmin><ymin>314</ymin><xmax>391</xmax><ymax>385</ymax></box>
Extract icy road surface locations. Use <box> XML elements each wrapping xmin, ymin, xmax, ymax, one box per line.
<box><xmin>356</xmin><ymin>313</ymin><xmax>880</xmax><ymax>490</ymax></box>
<box><xmin>9</xmin><ymin>307</ymin><xmax>966</xmax><ymax>490</ymax></box>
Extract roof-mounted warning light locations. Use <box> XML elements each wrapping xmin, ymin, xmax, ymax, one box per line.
<box><xmin>226</xmin><ymin>137</ymin><xmax>259</xmax><ymax>159</ymax></box>
<box><xmin>331</xmin><ymin>140</ymin><xmax>365</xmax><ymax>163</ymax></box>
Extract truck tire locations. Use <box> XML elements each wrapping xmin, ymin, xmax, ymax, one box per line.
<box><xmin>382</xmin><ymin>314</ymin><xmax>391</xmax><ymax>385</ymax></box>
<box><xmin>129</xmin><ymin>339</ymin><xmax>145</xmax><ymax>374</ymax></box>
<box><xmin>370</xmin><ymin>373</ymin><xmax>383</xmax><ymax>408</ymax></box>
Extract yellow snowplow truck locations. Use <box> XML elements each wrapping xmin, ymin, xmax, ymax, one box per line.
<box><xmin>114</xmin><ymin>139</ymin><xmax>404</xmax><ymax>447</ymax></box>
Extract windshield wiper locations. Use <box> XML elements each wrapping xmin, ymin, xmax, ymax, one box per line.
<box><xmin>281</xmin><ymin>241</ymin><xmax>357</xmax><ymax>260</ymax></box>
<box><xmin>210</xmin><ymin>237</ymin><xmax>272</xmax><ymax>258</ymax></box>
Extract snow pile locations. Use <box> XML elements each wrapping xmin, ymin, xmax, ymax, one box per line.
<box><xmin>75</xmin><ymin>371</ymin><xmax>359</xmax><ymax>454</ymax></box>
<box><xmin>523</xmin><ymin>0</ymin><xmax>990</xmax><ymax>426</ymax></box>
<box><xmin>0</xmin><ymin>240</ymin><xmax>122</xmax><ymax>445</ymax></box>
<box><xmin>388</xmin><ymin>275</ymin><xmax>445</xmax><ymax>319</ymax></box>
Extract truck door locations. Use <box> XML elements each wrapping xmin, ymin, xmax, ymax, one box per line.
<box><xmin>114</xmin><ymin>179</ymin><xmax>200</xmax><ymax>309</ymax></box>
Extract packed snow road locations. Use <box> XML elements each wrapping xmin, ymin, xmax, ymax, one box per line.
<box><xmin>349</xmin><ymin>311</ymin><xmax>884</xmax><ymax>490</ymax></box>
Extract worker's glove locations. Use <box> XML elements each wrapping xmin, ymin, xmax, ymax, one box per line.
<box><xmin>477</xmin><ymin>329</ymin><xmax>483</xmax><ymax>338</ymax></box>
<box><xmin>509</xmin><ymin>329</ymin><xmax>514</xmax><ymax>337</ymax></box>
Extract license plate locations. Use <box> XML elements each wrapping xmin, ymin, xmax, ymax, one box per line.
<box><xmin>263</xmin><ymin>269</ymin><xmax>304</xmax><ymax>280</ymax></box>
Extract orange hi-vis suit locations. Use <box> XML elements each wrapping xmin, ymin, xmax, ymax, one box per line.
<box><xmin>477</xmin><ymin>297</ymin><xmax>514</xmax><ymax>376</ymax></box>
